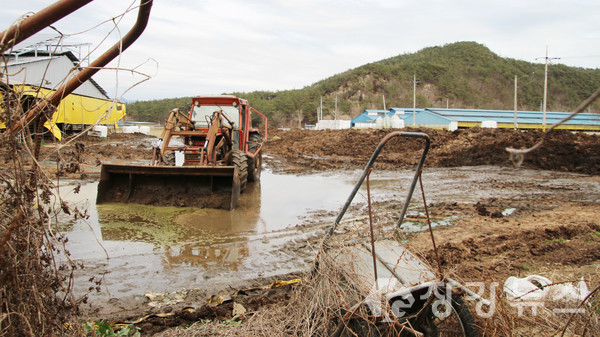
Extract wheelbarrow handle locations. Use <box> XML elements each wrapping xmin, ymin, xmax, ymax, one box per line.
<box><xmin>325</xmin><ymin>131</ymin><xmax>431</xmax><ymax>239</ymax></box>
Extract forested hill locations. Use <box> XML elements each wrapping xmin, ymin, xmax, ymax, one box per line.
<box><xmin>126</xmin><ymin>41</ymin><xmax>600</xmax><ymax>126</ymax></box>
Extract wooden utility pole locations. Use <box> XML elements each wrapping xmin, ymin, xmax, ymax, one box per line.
<box><xmin>413</xmin><ymin>73</ymin><xmax>417</xmax><ymax>126</ymax></box>
<box><xmin>514</xmin><ymin>75</ymin><xmax>518</xmax><ymax>129</ymax></box>
<box><xmin>319</xmin><ymin>96</ymin><xmax>323</xmax><ymax>121</ymax></box>
<box><xmin>543</xmin><ymin>49</ymin><xmax>548</xmax><ymax>128</ymax></box>
<box><xmin>334</xmin><ymin>95</ymin><xmax>338</xmax><ymax>120</ymax></box>
<box><xmin>537</xmin><ymin>46</ymin><xmax>560</xmax><ymax>129</ymax></box>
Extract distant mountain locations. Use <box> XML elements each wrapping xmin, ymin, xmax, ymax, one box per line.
<box><xmin>126</xmin><ymin>42</ymin><xmax>600</xmax><ymax>126</ymax></box>
<box><xmin>119</xmin><ymin>97</ymin><xmax>137</xmax><ymax>104</ymax></box>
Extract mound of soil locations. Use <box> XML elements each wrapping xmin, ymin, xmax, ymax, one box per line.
<box><xmin>32</xmin><ymin>127</ymin><xmax>600</xmax><ymax>178</ymax></box>
<box><xmin>266</xmin><ymin>128</ymin><xmax>600</xmax><ymax>174</ymax></box>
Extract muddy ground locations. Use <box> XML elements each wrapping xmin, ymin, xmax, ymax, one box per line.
<box><xmin>266</xmin><ymin>127</ymin><xmax>600</xmax><ymax>174</ymax></box>
<box><xmin>40</xmin><ymin>127</ymin><xmax>600</xmax><ymax>178</ymax></box>
<box><xmin>37</xmin><ymin>127</ymin><xmax>600</xmax><ymax>335</ymax></box>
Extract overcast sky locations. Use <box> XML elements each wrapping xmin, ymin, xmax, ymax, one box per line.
<box><xmin>3</xmin><ymin>0</ymin><xmax>600</xmax><ymax>101</ymax></box>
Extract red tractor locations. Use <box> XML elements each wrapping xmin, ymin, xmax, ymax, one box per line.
<box><xmin>97</xmin><ymin>95</ymin><xmax>267</xmax><ymax>210</ymax></box>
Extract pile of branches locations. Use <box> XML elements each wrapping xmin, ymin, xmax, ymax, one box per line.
<box><xmin>159</xmin><ymin>246</ymin><xmax>427</xmax><ymax>337</ymax></box>
<box><xmin>0</xmin><ymin>89</ymin><xmax>81</xmax><ymax>336</ymax></box>
<box><xmin>158</xmin><ymin>250</ymin><xmax>379</xmax><ymax>337</ymax></box>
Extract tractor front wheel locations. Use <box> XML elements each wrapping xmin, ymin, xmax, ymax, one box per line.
<box><xmin>231</xmin><ymin>149</ymin><xmax>248</xmax><ymax>192</ymax></box>
<box><xmin>247</xmin><ymin>133</ymin><xmax>262</xmax><ymax>182</ymax></box>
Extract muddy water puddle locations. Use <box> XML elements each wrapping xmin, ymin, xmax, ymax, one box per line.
<box><xmin>59</xmin><ymin>169</ymin><xmax>369</xmax><ymax>303</ymax></box>
<box><xmin>57</xmin><ymin>166</ymin><xmax>598</xmax><ymax>306</ymax></box>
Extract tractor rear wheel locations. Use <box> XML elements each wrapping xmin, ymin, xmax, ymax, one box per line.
<box><xmin>247</xmin><ymin>133</ymin><xmax>262</xmax><ymax>182</ymax></box>
<box><xmin>231</xmin><ymin>149</ymin><xmax>248</xmax><ymax>192</ymax></box>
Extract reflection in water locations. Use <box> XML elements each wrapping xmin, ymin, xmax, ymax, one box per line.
<box><xmin>172</xmin><ymin>181</ymin><xmax>263</xmax><ymax>235</ymax></box>
<box><xmin>96</xmin><ymin>182</ymin><xmax>262</xmax><ymax>270</ymax></box>
<box><xmin>163</xmin><ymin>243</ymin><xmax>249</xmax><ymax>271</ymax></box>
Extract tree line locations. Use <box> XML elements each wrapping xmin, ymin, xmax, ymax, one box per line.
<box><xmin>125</xmin><ymin>41</ymin><xmax>600</xmax><ymax>127</ymax></box>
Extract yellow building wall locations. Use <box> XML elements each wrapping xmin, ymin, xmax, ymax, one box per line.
<box><xmin>1</xmin><ymin>85</ymin><xmax>126</xmax><ymax>139</ymax></box>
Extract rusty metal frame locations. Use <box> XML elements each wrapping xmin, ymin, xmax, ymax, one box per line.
<box><xmin>323</xmin><ymin>131</ymin><xmax>493</xmax><ymax>309</ymax></box>
<box><xmin>2</xmin><ymin>0</ymin><xmax>153</xmax><ymax>151</ymax></box>
<box><xmin>325</xmin><ymin>131</ymin><xmax>431</xmax><ymax>239</ymax></box>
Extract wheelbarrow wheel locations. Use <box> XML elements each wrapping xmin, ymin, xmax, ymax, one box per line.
<box><xmin>430</xmin><ymin>294</ymin><xmax>478</xmax><ymax>337</ymax></box>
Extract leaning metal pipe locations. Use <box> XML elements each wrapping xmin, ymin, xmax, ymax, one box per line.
<box><xmin>324</xmin><ymin>131</ymin><xmax>431</xmax><ymax>240</ymax></box>
<box><xmin>4</xmin><ymin>0</ymin><xmax>153</xmax><ymax>141</ymax></box>
<box><xmin>0</xmin><ymin>0</ymin><xmax>93</xmax><ymax>54</ymax></box>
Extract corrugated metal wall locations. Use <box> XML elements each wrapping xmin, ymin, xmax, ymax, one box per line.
<box><xmin>5</xmin><ymin>55</ymin><xmax>108</xmax><ymax>100</ymax></box>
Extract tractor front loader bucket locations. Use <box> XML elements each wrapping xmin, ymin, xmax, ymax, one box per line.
<box><xmin>96</xmin><ymin>163</ymin><xmax>241</xmax><ymax>210</ymax></box>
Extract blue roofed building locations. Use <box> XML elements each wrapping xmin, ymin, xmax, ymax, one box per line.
<box><xmin>425</xmin><ymin>108</ymin><xmax>600</xmax><ymax>130</ymax></box>
<box><xmin>351</xmin><ymin>107</ymin><xmax>600</xmax><ymax>131</ymax></box>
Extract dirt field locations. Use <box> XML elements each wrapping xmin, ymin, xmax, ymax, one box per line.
<box><xmin>41</xmin><ymin>126</ymin><xmax>600</xmax><ymax>177</ymax></box>
<box><xmin>37</xmin><ymin>128</ymin><xmax>600</xmax><ymax>336</ymax></box>
<box><xmin>266</xmin><ymin>127</ymin><xmax>600</xmax><ymax>174</ymax></box>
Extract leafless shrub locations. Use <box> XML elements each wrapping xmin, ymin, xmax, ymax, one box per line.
<box><xmin>0</xmin><ymin>90</ymin><xmax>82</xmax><ymax>336</ymax></box>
